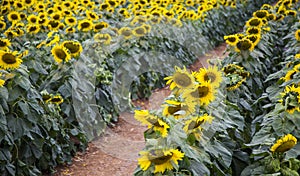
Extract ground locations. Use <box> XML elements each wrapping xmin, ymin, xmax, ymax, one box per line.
<box><xmin>51</xmin><ymin>44</ymin><xmax>227</xmax><ymax>176</ymax></box>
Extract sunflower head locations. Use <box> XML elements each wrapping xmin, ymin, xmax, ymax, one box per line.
<box><xmin>246</xmin><ymin>27</ymin><xmax>261</xmax><ymax>35</ymax></box>
<box><xmin>118</xmin><ymin>27</ymin><xmax>133</xmax><ymax>39</ymax></box>
<box><xmin>295</xmin><ymin>29</ymin><xmax>300</xmax><ymax>41</ymax></box>
<box><xmin>50</xmin><ymin>95</ymin><xmax>64</xmax><ymax>105</ymax></box>
<box><xmin>0</xmin><ymin>50</ymin><xmax>22</xmax><ymax>70</ymax></box>
<box><xmin>183</xmin><ymin>82</ymin><xmax>215</xmax><ymax>106</ymax></box>
<box><xmin>253</xmin><ymin>10</ymin><xmax>269</xmax><ymax>19</ymax></box>
<box><xmin>196</xmin><ymin>66</ymin><xmax>223</xmax><ymax>88</ymax></box>
<box><xmin>94</xmin><ymin>33</ymin><xmax>112</xmax><ymax>45</ymax></box>
<box><xmin>279</xmin><ymin>85</ymin><xmax>300</xmax><ymax>114</ymax></box>
<box><xmin>270</xmin><ymin>134</ymin><xmax>297</xmax><ymax>153</ymax></box>
<box><xmin>224</xmin><ymin>34</ymin><xmax>239</xmax><ymax>46</ymax></box>
<box><xmin>235</xmin><ymin>38</ymin><xmax>255</xmax><ymax>52</ymax></box>
<box><xmin>62</xmin><ymin>40</ymin><xmax>82</xmax><ymax>57</ymax></box>
<box><xmin>164</xmin><ymin>66</ymin><xmax>195</xmax><ymax>90</ymax></box>
<box><xmin>246</xmin><ymin>17</ymin><xmax>263</xmax><ymax>28</ymax></box>
<box><xmin>0</xmin><ymin>38</ymin><xmax>11</xmax><ymax>50</ymax></box>
<box><xmin>51</xmin><ymin>44</ymin><xmax>71</xmax><ymax>63</ymax></box>
<box><xmin>78</xmin><ymin>19</ymin><xmax>93</xmax><ymax>32</ymax></box>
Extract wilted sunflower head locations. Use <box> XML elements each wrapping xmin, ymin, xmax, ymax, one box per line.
<box><xmin>62</xmin><ymin>40</ymin><xmax>82</xmax><ymax>57</ymax></box>
<box><xmin>270</xmin><ymin>134</ymin><xmax>297</xmax><ymax>153</ymax></box>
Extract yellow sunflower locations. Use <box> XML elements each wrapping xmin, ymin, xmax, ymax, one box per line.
<box><xmin>283</xmin><ymin>69</ymin><xmax>298</xmax><ymax>82</ymax></box>
<box><xmin>164</xmin><ymin>66</ymin><xmax>195</xmax><ymax>90</ymax></box>
<box><xmin>0</xmin><ymin>38</ymin><xmax>11</xmax><ymax>50</ymax></box>
<box><xmin>253</xmin><ymin>9</ymin><xmax>269</xmax><ymax>19</ymax></box>
<box><xmin>118</xmin><ymin>27</ymin><xmax>133</xmax><ymax>39</ymax></box>
<box><xmin>65</xmin><ymin>17</ymin><xmax>77</xmax><ymax>26</ymax></box>
<box><xmin>77</xmin><ymin>19</ymin><xmax>93</xmax><ymax>32</ymax></box>
<box><xmin>94</xmin><ymin>33</ymin><xmax>112</xmax><ymax>45</ymax></box>
<box><xmin>270</xmin><ymin>134</ymin><xmax>297</xmax><ymax>153</ymax></box>
<box><xmin>183</xmin><ymin>114</ymin><xmax>213</xmax><ymax>140</ymax></box>
<box><xmin>279</xmin><ymin>85</ymin><xmax>300</xmax><ymax>114</ymax></box>
<box><xmin>295</xmin><ymin>29</ymin><xmax>300</xmax><ymax>41</ymax></box>
<box><xmin>26</xmin><ymin>24</ymin><xmax>40</xmax><ymax>34</ymax></box>
<box><xmin>134</xmin><ymin>110</ymin><xmax>152</xmax><ymax>126</ymax></box>
<box><xmin>224</xmin><ymin>34</ymin><xmax>239</xmax><ymax>46</ymax></box>
<box><xmin>132</xmin><ymin>26</ymin><xmax>147</xmax><ymax>37</ymax></box>
<box><xmin>235</xmin><ymin>38</ymin><xmax>255</xmax><ymax>52</ymax></box>
<box><xmin>51</xmin><ymin>45</ymin><xmax>71</xmax><ymax>63</ymax></box>
<box><xmin>65</xmin><ymin>27</ymin><xmax>76</xmax><ymax>34</ymax></box>
<box><xmin>93</xmin><ymin>22</ymin><xmax>109</xmax><ymax>32</ymax></box>
<box><xmin>7</xmin><ymin>11</ymin><xmax>21</xmax><ymax>22</ymax></box>
<box><xmin>62</xmin><ymin>40</ymin><xmax>83</xmax><ymax>57</ymax></box>
<box><xmin>246</xmin><ymin>26</ymin><xmax>261</xmax><ymax>35</ymax></box>
<box><xmin>27</xmin><ymin>14</ymin><xmax>38</xmax><ymax>24</ymax></box>
<box><xmin>138</xmin><ymin>148</ymin><xmax>184</xmax><ymax>173</ymax></box>
<box><xmin>245</xmin><ymin>17</ymin><xmax>264</xmax><ymax>28</ymax></box>
<box><xmin>49</xmin><ymin>95</ymin><xmax>64</xmax><ymax>105</ymax></box>
<box><xmin>196</xmin><ymin>66</ymin><xmax>223</xmax><ymax>88</ymax></box>
<box><xmin>182</xmin><ymin>81</ymin><xmax>215</xmax><ymax>106</ymax></box>
<box><xmin>245</xmin><ymin>34</ymin><xmax>261</xmax><ymax>47</ymax></box>
<box><xmin>162</xmin><ymin>99</ymin><xmax>196</xmax><ymax>119</ymax></box>
<box><xmin>152</xmin><ymin>119</ymin><xmax>170</xmax><ymax>137</ymax></box>
<box><xmin>0</xmin><ymin>21</ymin><xmax>6</xmax><ymax>31</ymax></box>
<box><xmin>0</xmin><ymin>50</ymin><xmax>22</xmax><ymax>70</ymax></box>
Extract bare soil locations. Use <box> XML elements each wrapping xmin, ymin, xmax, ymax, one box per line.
<box><xmin>51</xmin><ymin>44</ymin><xmax>228</xmax><ymax>176</ymax></box>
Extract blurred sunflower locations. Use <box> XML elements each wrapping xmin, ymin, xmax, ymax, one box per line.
<box><xmin>235</xmin><ymin>38</ymin><xmax>254</xmax><ymax>52</ymax></box>
<box><xmin>65</xmin><ymin>17</ymin><xmax>77</xmax><ymax>26</ymax></box>
<box><xmin>0</xmin><ymin>38</ymin><xmax>11</xmax><ymax>50</ymax></box>
<box><xmin>78</xmin><ymin>19</ymin><xmax>93</xmax><ymax>32</ymax></box>
<box><xmin>196</xmin><ymin>66</ymin><xmax>223</xmax><ymax>88</ymax></box>
<box><xmin>165</xmin><ymin>66</ymin><xmax>195</xmax><ymax>90</ymax></box>
<box><xmin>49</xmin><ymin>94</ymin><xmax>64</xmax><ymax>105</ymax></box>
<box><xmin>132</xmin><ymin>26</ymin><xmax>147</xmax><ymax>37</ymax></box>
<box><xmin>278</xmin><ymin>85</ymin><xmax>300</xmax><ymax>114</ymax></box>
<box><xmin>253</xmin><ymin>9</ymin><xmax>269</xmax><ymax>19</ymax></box>
<box><xmin>246</xmin><ymin>26</ymin><xmax>261</xmax><ymax>35</ymax></box>
<box><xmin>224</xmin><ymin>34</ymin><xmax>239</xmax><ymax>46</ymax></box>
<box><xmin>182</xmin><ymin>81</ymin><xmax>215</xmax><ymax>106</ymax></box>
<box><xmin>283</xmin><ymin>69</ymin><xmax>298</xmax><ymax>82</ymax></box>
<box><xmin>0</xmin><ymin>21</ymin><xmax>6</xmax><ymax>31</ymax></box>
<box><xmin>118</xmin><ymin>27</ymin><xmax>133</xmax><ymax>39</ymax></box>
<box><xmin>93</xmin><ymin>22</ymin><xmax>108</xmax><ymax>32</ymax></box>
<box><xmin>86</xmin><ymin>10</ymin><xmax>99</xmax><ymax>21</ymax></box>
<box><xmin>285</xmin><ymin>10</ymin><xmax>297</xmax><ymax>16</ymax></box>
<box><xmin>7</xmin><ymin>11</ymin><xmax>21</xmax><ymax>22</ymax></box>
<box><xmin>26</xmin><ymin>24</ymin><xmax>40</xmax><ymax>34</ymax></box>
<box><xmin>27</xmin><ymin>14</ymin><xmax>38</xmax><ymax>24</ymax></box>
<box><xmin>65</xmin><ymin>27</ymin><xmax>76</xmax><ymax>34</ymax></box>
<box><xmin>0</xmin><ymin>50</ymin><xmax>22</xmax><ymax>70</ymax></box>
<box><xmin>267</xmin><ymin>14</ymin><xmax>276</xmax><ymax>21</ymax></box>
<box><xmin>62</xmin><ymin>40</ymin><xmax>82</xmax><ymax>57</ymax></box>
<box><xmin>47</xmin><ymin>20</ymin><xmax>60</xmax><ymax>31</ymax></box>
<box><xmin>245</xmin><ymin>17</ymin><xmax>264</xmax><ymax>28</ymax></box>
<box><xmin>270</xmin><ymin>134</ymin><xmax>297</xmax><ymax>153</ymax></box>
<box><xmin>246</xmin><ymin>34</ymin><xmax>261</xmax><ymax>46</ymax></box>
<box><xmin>162</xmin><ymin>99</ymin><xmax>196</xmax><ymax>119</ymax></box>
<box><xmin>138</xmin><ymin>149</ymin><xmax>184</xmax><ymax>173</ymax></box>
<box><xmin>295</xmin><ymin>29</ymin><xmax>300</xmax><ymax>41</ymax></box>
<box><xmin>94</xmin><ymin>33</ymin><xmax>111</xmax><ymax>45</ymax></box>
<box><xmin>51</xmin><ymin>44</ymin><xmax>71</xmax><ymax>63</ymax></box>
<box><xmin>183</xmin><ymin>114</ymin><xmax>213</xmax><ymax>140</ymax></box>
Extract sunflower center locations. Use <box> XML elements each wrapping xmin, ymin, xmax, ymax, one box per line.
<box><xmin>0</xmin><ymin>40</ymin><xmax>7</xmax><ymax>47</ymax></box>
<box><xmin>173</xmin><ymin>73</ymin><xmax>192</xmax><ymax>88</ymax></box>
<box><xmin>0</xmin><ymin>23</ymin><xmax>4</xmax><ymax>28</ymax></box>
<box><xmin>53</xmin><ymin>15</ymin><xmax>60</xmax><ymax>20</ymax></box>
<box><xmin>42</xmin><ymin>94</ymin><xmax>51</xmax><ymax>101</ymax></box>
<box><xmin>275</xmin><ymin>141</ymin><xmax>296</xmax><ymax>152</ymax></box>
<box><xmin>248</xmin><ymin>28</ymin><xmax>259</xmax><ymax>34</ymax></box>
<box><xmin>64</xmin><ymin>43</ymin><xmax>79</xmax><ymax>53</ymax></box>
<box><xmin>249</xmin><ymin>19</ymin><xmax>261</xmax><ymax>26</ymax></box>
<box><xmin>29</xmin><ymin>26</ymin><xmax>37</xmax><ymax>32</ymax></box>
<box><xmin>81</xmin><ymin>22</ymin><xmax>91</xmax><ymax>28</ymax></box>
<box><xmin>167</xmin><ymin>104</ymin><xmax>182</xmax><ymax>115</ymax></box>
<box><xmin>51</xmin><ymin>97</ymin><xmax>62</xmax><ymax>102</ymax></box>
<box><xmin>55</xmin><ymin>49</ymin><xmax>67</xmax><ymax>60</ymax></box>
<box><xmin>135</xmin><ymin>27</ymin><xmax>146</xmax><ymax>35</ymax></box>
<box><xmin>95</xmin><ymin>24</ymin><xmax>105</xmax><ymax>30</ymax></box>
<box><xmin>2</xmin><ymin>53</ymin><xmax>17</xmax><ymax>64</ymax></box>
<box><xmin>49</xmin><ymin>21</ymin><xmax>59</xmax><ymax>28</ymax></box>
<box><xmin>237</xmin><ymin>40</ymin><xmax>252</xmax><ymax>51</ymax></box>
<box><xmin>121</xmin><ymin>29</ymin><xmax>132</xmax><ymax>37</ymax></box>
<box><xmin>190</xmin><ymin>86</ymin><xmax>209</xmax><ymax>98</ymax></box>
<box><xmin>227</xmin><ymin>37</ymin><xmax>237</xmax><ymax>43</ymax></box>
<box><xmin>188</xmin><ymin>119</ymin><xmax>204</xmax><ymax>130</ymax></box>
<box><xmin>255</xmin><ymin>12</ymin><xmax>267</xmax><ymax>18</ymax></box>
<box><xmin>11</xmin><ymin>14</ymin><xmax>19</xmax><ymax>20</ymax></box>
<box><xmin>148</xmin><ymin>151</ymin><xmax>173</xmax><ymax>165</ymax></box>
<box><xmin>68</xmin><ymin>19</ymin><xmax>75</xmax><ymax>23</ymax></box>
<box><xmin>204</xmin><ymin>72</ymin><xmax>216</xmax><ymax>82</ymax></box>
<box><xmin>247</xmin><ymin>36</ymin><xmax>258</xmax><ymax>43</ymax></box>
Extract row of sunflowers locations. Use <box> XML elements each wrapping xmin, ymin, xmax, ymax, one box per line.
<box><xmin>0</xmin><ymin>0</ymin><xmax>277</xmax><ymax>175</ymax></box>
<box><xmin>133</xmin><ymin>0</ymin><xmax>300</xmax><ymax>175</ymax></box>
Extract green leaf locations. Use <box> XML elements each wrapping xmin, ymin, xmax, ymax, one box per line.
<box><xmin>0</xmin><ymin>87</ymin><xmax>8</xmax><ymax>100</ymax></box>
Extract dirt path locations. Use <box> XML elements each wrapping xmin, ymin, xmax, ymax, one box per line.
<box><xmin>52</xmin><ymin>44</ymin><xmax>227</xmax><ymax>176</ymax></box>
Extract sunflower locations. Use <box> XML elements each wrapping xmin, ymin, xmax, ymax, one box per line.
<box><xmin>134</xmin><ymin>110</ymin><xmax>153</xmax><ymax>126</ymax></box>
<box><xmin>0</xmin><ymin>38</ymin><xmax>11</xmax><ymax>50</ymax></box>
<box><xmin>64</xmin><ymin>17</ymin><xmax>77</xmax><ymax>26</ymax></box>
<box><xmin>165</xmin><ymin>66</ymin><xmax>195</xmax><ymax>90</ymax></box>
<box><xmin>246</xmin><ymin>26</ymin><xmax>261</xmax><ymax>35</ymax></box>
<box><xmin>27</xmin><ymin>14</ymin><xmax>38</xmax><ymax>24</ymax></box>
<box><xmin>182</xmin><ymin>81</ymin><xmax>215</xmax><ymax>106</ymax></box>
<box><xmin>47</xmin><ymin>20</ymin><xmax>60</xmax><ymax>31</ymax></box>
<box><xmin>7</xmin><ymin>11</ymin><xmax>21</xmax><ymax>22</ymax></box>
<box><xmin>224</xmin><ymin>34</ymin><xmax>239</xmax><ymax>46</ymax></box>
<box><xmin>93</xmin><ymin>22</ymin><xmax>108</xmax><ymax>32</ymax></box>
<box><xmin>132</xmin><ymin>26</ymin><xmax>147</xmax><ymax>37</ymax></box>
<box><xmin>253</xmin><ymin>10</ymin><xmax>269</xmax><ymax>19</ymax></box>
<box><xmin>295</xmin><ymin>29</ymin><xmax>300</xmax><ymax>41</ymax></box>
<box><xmin>279</xmin><ymin>85</ymin><xmax>300</xmax><ymax>114</ymax></box>
<box><xmin>162</xmin><ymin>99</ymin><xmax>196</xmax><ymax>119</ymax></box>
<box><xmin>0</xmin><ymin>78</ymin><xmax>5</xmax><ymax>87</ymax></box>
<box><xmin>65</xmin><ymin>27</ymin><xmax>76</xmax><ymax>34</ymax></box>
<box><xmin>78</xmin><ymin>19</ymin><xmax>93</xmax><ymax>32</ymax></box>
<box><xmin>49</xmin><ymin>95</ymin><xmax>64</xmax><ymax>105</ymax></box>
<box><xmin>196</xmin><ymin>66</ymin><xmax>223</xmax><ymax>88</ymax></box>
<box><xmin>14</xmin><ymin>2</ymin><xmax>25</xmax><ymax>11</ymax></box>
<box><xmin>246</xmin><ymin>34</ymin><xmax>261</xmax><ymax>47</ymax></box>
<box><xmin>245</xmin><ymin>17</ymin><xmax>264</xmax><ymax>28</ymax></box>
<box><xmin>138</xmin><ymin>149</ymin><xmax>184</xmax><ymax>173</ymax></box>
<box><xmin>0</xmin><ymin>50</ymin><xmax>22</xmax><ymax>70</ymax></box>
<box><xmin>267</xmin><ymin>14</ymin><xmax>276</xmax><ymax>21</ymax></box>
<box><xmin>51</xmin><ymin>45</ymin><xmax>71</xmax><ymax>63</ymax></box>
<box><xmin>41</xmin><ymin>91</ymin><xmax>53</xmax><ymax>103</ymax></box>
<box><xmin>23</xmin><ymin>0</ymin><xmax>34</xmax><ymax>7</ymax></box>
<box><xmin>183</xmin><ymin>114</ymin><xmax>213</xmax><ymax>140</ymax></box>
<box><xmin>94</xmin><ymin>33</ymin><xmax>111</xmax><ymax>45</ymax></box>
<box><xmin>283</xmin><ymin>69</ymin><xmax>298</xmax><ymax>82</ymax></box>
<box><xmin>26</xmin><ymin>24</ymin><xmax>40</xmax><ymax>34</ymax></box>
<box><xmin>0</xmin><ymin>21</ymin><xmax>6</xmax><ymax>31</ymax></box>
<box><xmin>62</xmin><ymin>40</ymin><xmax>82</xmax><ymax>57</ymax></box>
<box><xmin>86</xmin><ymin>10</ymin><xmax>99</xmax><ymax>21</ymax></box>
<box><xmin>118</xmin><ymin>27</ymin><xmax>133</xmax><ymax>39</ymax></box>
<box><xmin>235</xmin><ymin>38</ymin><xmax>254</xmax><ymax>52</ymax></box>
<box><xmin>270</xmin><ymin>134</ymin><xmax>297</xmax><ymax>153</ymax></box>
<box><xmin>152</xmin><ymin>119</ymin><xmax>170</xmax><ymax>137</ymax></box>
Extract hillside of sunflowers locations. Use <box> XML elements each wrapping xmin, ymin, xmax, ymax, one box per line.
<box><xmin>1</xmin><ymin>0</ymin><xmax>300</xmax><ymax>175</ymax></box>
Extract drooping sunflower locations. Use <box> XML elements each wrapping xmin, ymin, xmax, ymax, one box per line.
<box><xmin>51</xmin><ymin>44</ymin><xmax>71</xmax><ymax>63</ymax></box>
<box><xmin>278</xmin><ymin>85</ymin><xmax>300</xmax><ymax>114</ymax></box>
<box><xmin>270</xmin><ymin>134</ymin><xmax>297</xmax><ymax>153</ymax></box>
<box><xmin>224</xmin><ymin>34</ymin><xmax>239</xmax><ymax>46</ymax></box>
<box><xmin>196</xmin><ymin>66</ymin><xmax>223</xmax><ymax>88</ymax></box>
<box><xmin>182</xmin><ymin>81</ymin><xmax>215</xmax><ymax>106</ymax></box>
<box><xmin>295</xmin><ymin>29</ymin><xmax>300</xmax><ymax>41</ymax></box>
<box><xmin>183</xmin><ymin>114</ymin><xmax>213</xmax><ymax>140</ymax></box>
<box><xmin>0</xmin><ymin>38</ymin><xmax>11</xmax><ymax>50</ymax></box>
<box><xmin>223</xmin><ymin>64</ymin><xmax>250</xmax><ymax>91</ymax></box>
<box><xmin>138</xmin><ymin>148</ymin><xmax>184</xmax><ymax>173</ymax></box>
<box><xmin>0</xmin><ymin>50</ymin><xmax>22</xmax><ymax>70</ymax></box>
<box><xmin>77</xmin><ymin>19</ymin><xmax>93</xmax><ymax>32</ymax></box>
<box><xmin>49</xmin><ymin>95</ymin><xmax>64</xmax><ymax>105</ymax></box>
<box><xmin>62</xmin><ymin>40</ymin><xmax>82</xmax><ymax>57</ymax></box>
<box><xmin>65</xmin><ymin>17</ymin><xmax>77</xmax><ymax>26</ymax></box>
<box><xmin>162</xmin><ymin>99</ymin><xmax>196</xmax><ymax>119</ymax></box>
<box><xmin>235</xmin><ymin>38</ymin><xmax>255</xmax><ymax>52</ymax></box>
<box><xmin>165</xmin><ymin>66</ymin><xmax>195</xmax><ymax>90</ymax></box>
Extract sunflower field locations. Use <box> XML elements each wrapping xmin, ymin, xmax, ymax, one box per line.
<box><xmin>1</xmin><ymin>0</ymin><xmax>298</xmax><ymax>175</ymax></box>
